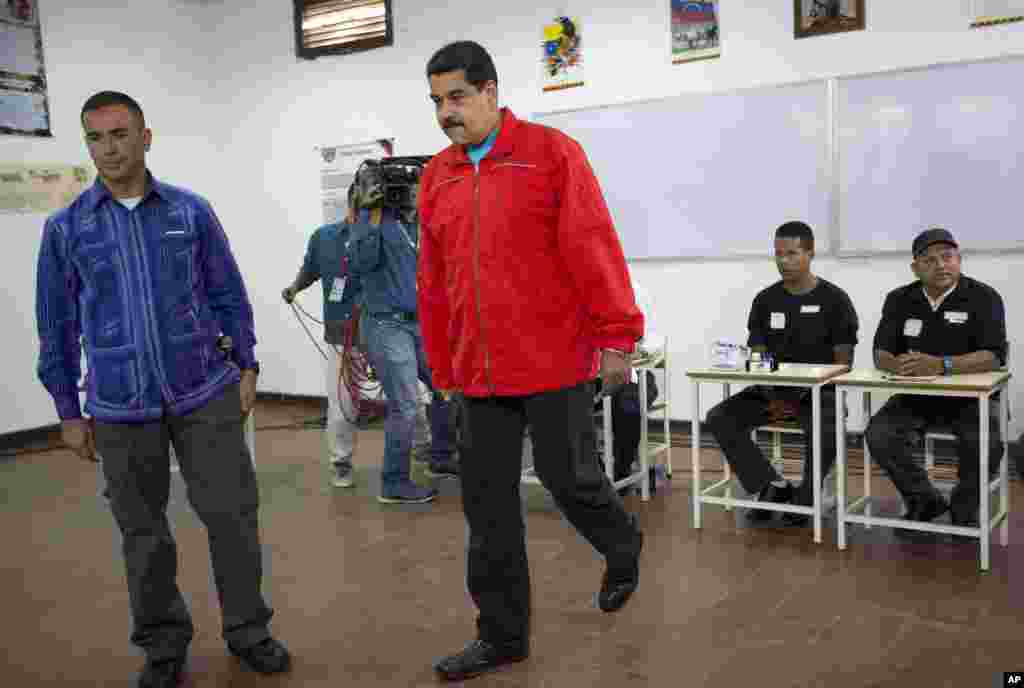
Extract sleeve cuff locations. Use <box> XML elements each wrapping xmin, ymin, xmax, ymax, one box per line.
<box><xmin>54</xmin><ymin>393</ymin><xmax>82</xmax><ymax>421</ymax></box>
<box><xmin>234</xmin><ymin>349</ymin><xmax>257</xmax><ymax>370</ymax></box>
<box><xmin>593</xmin><ymin>337</ymin><xmax>636</xmax><ymax>354</ymax></box>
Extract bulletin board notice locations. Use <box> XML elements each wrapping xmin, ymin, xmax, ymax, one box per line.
<box><xmin>0</xmin><ymin>1</ymin><xmax>51</xmax><ymax>137</ymax></box>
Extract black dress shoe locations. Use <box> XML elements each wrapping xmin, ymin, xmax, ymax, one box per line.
<box><xmin>599</xmin><ymin>528</ymin><xmax>643</xmax><ymax>612</ymax></box>
<box><xmin>749</xmin><ymin>482</ymin><xmax>793</xmax><ymax>521</ymax></box>
<box><xmin>229</xmin><ymin>637</ymin><xmax>291</xmax><ymax>674</ymax></box>
<box><xmin>138</xmin><ymin>657</ymin><xmax>185</xmax><ymax>688</ymax></box>
<box><xmin>903</xmin><ymin>491</ymin><xmax>949</xmax><ymax>522</ymax></box>
<box><xmin>434</xmin><ymin>639</ymin><xmax>528</xmax><ymax>681</ymax></box>
<box><xmin>950</xmin><ymin>508</ymin><xmax>980</xmax><ymax>528</ymax></box>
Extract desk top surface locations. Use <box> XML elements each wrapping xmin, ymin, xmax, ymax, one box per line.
<box><xmin>832</xmin><ymin>368</ymin><xmax>1011</xmax><ymax>392</ymax></box>
<box><xmin>686</xmin><ymin>363</ymin><xmax>849</xmax><ymax>384</ymax></box>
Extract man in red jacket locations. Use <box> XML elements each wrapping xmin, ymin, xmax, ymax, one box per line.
<box><xmin>418</xmin><ymin>41</ymin><xmax>645</xmax><ymax>682</ymax></box>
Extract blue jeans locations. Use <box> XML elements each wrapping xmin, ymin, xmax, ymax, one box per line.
<box><xmin>361</xmin><ymin>312</ymin><xmax>455</xmax><ymax>490</ymax></box>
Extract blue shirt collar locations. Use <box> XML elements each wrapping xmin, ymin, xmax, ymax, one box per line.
<box><xmin>85</xmin><ymin>171</ymin><xmax>172</xmax><ymax>211</ymax></box>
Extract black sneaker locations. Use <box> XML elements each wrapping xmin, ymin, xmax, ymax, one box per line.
<box><xmin>137</xmin><ymin>657</ymin><xmax>185</xmax><ymax>688</ymax></box>
<box><xmin>377</xmin><ymin>482</ymin><xmax>437</xmax><ymax>504</ymax></box>
<box><xmin>434</xmin><ymin>639</ymin><xmax>528</xmax><ymax>681</ymax></box>
<box><xmin>903</xmin><ymin>490</ymin><xmax>948</xmax><ymax>523</ymax></box>
<box><xmin>228</xmin><ymin>637</ymin><xmax>291</xmax><ymax>674</ymax></box>
<box><xmin>749</xmin><ymin>481</ymin><xmax>793</xmax><ymax>521</ymax></box>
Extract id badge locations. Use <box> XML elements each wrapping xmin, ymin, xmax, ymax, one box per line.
<box><xmin>770</xmin><ymin>312</ymin><xmax>786</xmax><ymax>330</ymax></box>
<box><xmin>328</xmin><ymin>277</ymin><xmax>346</xmax><ymax>302</ymax></box>
<box><xmin>903</xmin><ymin>318</ymin><xmax>923</xmax><ymax>337</ymax></box>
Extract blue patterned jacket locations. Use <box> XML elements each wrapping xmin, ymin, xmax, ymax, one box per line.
<box><xmin>36</xmin><ymin>174</ymin><xmax>256</xmax><ymax>423</ymax></box>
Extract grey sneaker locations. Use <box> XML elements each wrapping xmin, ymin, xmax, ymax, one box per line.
<box><xmin>332</xmin><ymin>462</ymin><xmax>354</xmax><ymax>488</ymax></box>
<box><xmin>377</xmin><ymin>482</ymin><xmax>437</xmax><ymax>504</ymax></box>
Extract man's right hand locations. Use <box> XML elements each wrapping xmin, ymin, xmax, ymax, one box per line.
<box><xmin>281</xmin><ymin>286</ymin><xmax>297</xmax><ymax>304</ymax></box>
<box><xmin>62</xmin><ymin>418</ymin><xmax>98</xmax><ymax>462</ymax></box>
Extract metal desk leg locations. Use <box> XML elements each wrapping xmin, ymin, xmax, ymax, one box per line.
<box><xmin>1000</xmin><ymin>390</ymin><xmax>1010</xmax><ymax>547</ymax></box>
<box><xmin>639</xmin><ymin>370</ymin><xmax>650</xmax><ymax>501</ymax></box>
<box><xmin>863</xmin><ymin>391</ymin><xmax>873</xmax><ymax>527</ymax></box>
<box><xmin>812</xmin><ymin>384</ymin><xmax>822</xmax><ymax>544</ymax></box>
<box><xmin>836</xmin><ymin>389</ymin><xmax>847</xmax><ymax>550</ymax></box>
<box><xmin>692</xmin><ymin>381</ymin><xmax>702</xmax><ymax>529</ymax></box>
<box><xmin>980</xmin><ymin>394</ymin><xmax>991</xmax><ymax>571</ymax></box>
<box><xmin>722</xmin><ymin>383</ymin><xmax>732</xmax><ymax>509</ymax></box>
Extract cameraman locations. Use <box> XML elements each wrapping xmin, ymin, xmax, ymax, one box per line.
<box><xmin>347</xmin><ymin>159</ymin><xmax>458</xmax><ymax>504</ymax></box>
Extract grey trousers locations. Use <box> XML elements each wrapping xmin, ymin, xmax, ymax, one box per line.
<box><xmin>95</xmin><ymin>383</ymin><xmax>272</xmax><ymax>662</ymax></box>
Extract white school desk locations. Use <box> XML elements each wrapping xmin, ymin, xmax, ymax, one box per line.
<box><xmin>832</xmin><ymin>369</ymin><xmax>1011</xmax><ymax>571</ymax></box>
<box><xmin>687</xmin><ymin>363</ymin><xmax>849</xmax><ymax>543</ymax></box>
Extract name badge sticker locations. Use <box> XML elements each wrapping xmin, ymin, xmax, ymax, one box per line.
<box><xmin>903</xmin><ymin>318</ymin><xmax>923</xmax><ymax>337</ymax></box>
<box><xmin>944</xmin><ymin>311</ymin><xmax>968</xmax><ymax>324</ymax></box>
<box><xmin>800</xmin><ymin>304</ymin><xmax>821</xmax><ymax>314</ymax></box>
<box><xmin>328</xmin><ymin>277</ymin><xmax>346</xmax><ymax>302</ymax></box>
<box><xmin>770</xmin><ymin>312</ymin><xmax>786</xmax><ymax>330</ymax></box>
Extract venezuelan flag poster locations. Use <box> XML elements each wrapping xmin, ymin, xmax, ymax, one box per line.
<box><xmin>542</xmin><ymin>16</ymin><xmax>583</xmax><ymax>92</ymax></box>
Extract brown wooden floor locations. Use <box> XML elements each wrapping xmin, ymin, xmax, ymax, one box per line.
<box><xmin>1</xmin><ymin>397</ymin><xmax>1022</xmax><ymax>687</ymax></box>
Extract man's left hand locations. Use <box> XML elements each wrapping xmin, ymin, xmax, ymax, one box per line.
<box><xmin>897</xmin><ymin>352</ymin><xmax>942</xmax><ymax>377</ymax></box>
<box><xmin>240</xmin><ymin>368</ymin><xmax>258</xmax><ymax>416</ymax></box>
<box><xmin>599</xmin><ymin>349</ymin><xmax>631</xmax><ymax>396</ymax></box>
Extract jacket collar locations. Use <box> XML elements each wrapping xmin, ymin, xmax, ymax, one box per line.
<box><xmin>447</xmin><ymin>108</ymin><xmax>522</xmax><ymax>167</ymax></box>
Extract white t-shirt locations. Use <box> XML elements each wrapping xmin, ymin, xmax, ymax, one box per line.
<box><xmin>117</xmin><ymin>196</ymin><xmax>143</xmax><ymax>210</ymax></box>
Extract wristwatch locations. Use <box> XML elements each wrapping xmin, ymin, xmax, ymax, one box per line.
<box><xmin>942</xmin><ymin>356</ymin><xmax>953</xmax><ymax>376</ymax></box>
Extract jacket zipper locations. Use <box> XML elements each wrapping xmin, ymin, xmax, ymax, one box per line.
<box><xmin>128</xmin><ymin>209</ymin><xmax>174</xmax><ymax>401</ymax></box>
<box><xmin>472</xmin><ymin>168</ymin><xmax>495</xmax><ymax>395</ymax></box>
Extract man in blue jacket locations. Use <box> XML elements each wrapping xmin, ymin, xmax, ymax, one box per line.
<box><xmin>282</xmin><ymin>188</ymin><xmax>363</xmax><ymax>488</ymax></box>
<box><xmin>35</xmin><ymin>92</ymin><xmax>289</xmax><ymax>688</ymax></box>
<box><xmin>347</xmin><ymin>159</ymin><xmax>458</xmax><ymax>504</ymax></box>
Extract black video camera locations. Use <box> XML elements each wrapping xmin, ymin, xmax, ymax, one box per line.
<box><xmin>352</xmin><ymin>156</ymin><xmax>432</xmax><ymax>212</ymax></box>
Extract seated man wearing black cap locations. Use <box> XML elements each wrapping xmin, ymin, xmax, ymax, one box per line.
<box><xmin>865</xmin><ymin>228</ymin><xmax>1007</xmax><ymax>527</ymax></box>
<box><xmin>706</xmin><ymin>221</ymin><xmax>858</xmax><ymax>525</ymax></box>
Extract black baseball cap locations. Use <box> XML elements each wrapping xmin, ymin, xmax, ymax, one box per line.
<box><xmin>912</xmin><ymin>228</ymin><xmax>958</xmax><ymax>257</ymax></box>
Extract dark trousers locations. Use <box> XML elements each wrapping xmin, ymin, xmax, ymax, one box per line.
<box><xmin>459</xmin><ymin>381</ymin><xmax>642</xmax><ymax>647</ymax></box>
<box><xmin>602</xmin><ymin>372</ymin><xmax>659</xmax><ymax>479</ymax></box>
<box><xmin>95</xmin><ymin>384</ymin><xmax>272</xmax><ymax>662</ymax></box>
<box><xmin>864</xmin><ymin>394</ymin><xmax>1002</xmax><ymax>514</ymax></box>
<box><xmin>705</xmin><ymin>386</ymin><xmax>837</xmax><ymax>504</ymax></box>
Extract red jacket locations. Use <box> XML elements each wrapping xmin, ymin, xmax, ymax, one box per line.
<box><xmin>417</xmin><ymin>108</ymin><xmax>643</xmax><ymax>397</ymax></box>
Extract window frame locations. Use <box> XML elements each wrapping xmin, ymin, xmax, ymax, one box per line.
<box><xmin>293</xmin><ymin>0</ymin><xmax>394</xmax><ymax>60</ymax></box>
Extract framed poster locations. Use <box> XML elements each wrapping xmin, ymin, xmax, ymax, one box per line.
<box><xmin>0</xmin><ymin>0</ymin><xmax>51</xmax><ymax>137</ymax></box>
<box><xmin>671</xmin><ymin>1</ymin><xmax>720</xmax><ymax>64</ymax></box>
<box><xmin>969</xmin><ymin>0</ymin><xmax>1024</xmax><ymax>27</ymax></box>
<box><xmin>542</xmin><ymin>16</ymin><xmax>583</xmax><ymax>92</ymax></box>
<box><xmin>794</xmin><ymin>0</ymin><xmax>865</xmax><ymax>39</ymax></box>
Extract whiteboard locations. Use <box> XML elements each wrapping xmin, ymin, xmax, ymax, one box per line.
<box><xmin>838</xmin><ymin>57</ymin><xmax>1024</xmax><ymax>255</ymax></box>
<box><xmin>535</xmin><ymin>81</ymin><xmax>831</xmax><ymax>259</ymax></box>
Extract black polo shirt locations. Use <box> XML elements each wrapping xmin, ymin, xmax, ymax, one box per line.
<box><xmin>747</xmin><ymin>278</ymin><xmax>859</xmax><ymax>364</ymax></box>
<box><xmin>873</xmin><ymin>275</ymin><xmax>1007</xmax><ymax>364</ymax></box>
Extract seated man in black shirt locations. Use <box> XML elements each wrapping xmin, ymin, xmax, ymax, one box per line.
<box><xmin>706</xmin><ymin>221</ymin><xmax>858</xmax><ymax>524</ymax></box>
<box><xmin>865</xmin><ymin>228</ymin><xmax>1007</xmax><ymax>527</ymax></box>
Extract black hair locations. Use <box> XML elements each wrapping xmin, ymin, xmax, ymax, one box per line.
<box><xmin>80</xmin><ymin>91</ymin><xmax>146</xmax><ymax>128</ymax></box>
<box><xmin>775</xmin><ymin>221</ymin><xmax>815</xmax><ymax>251</ymax></box>
<box><xmin>426</xmin><ymin>41</ymin><xmax>498</xmax><ymax>90</ymax></box>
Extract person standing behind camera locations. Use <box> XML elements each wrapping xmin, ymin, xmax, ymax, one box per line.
<box><xmin>282</xmin><ymin>187</ymin><xmax>363</xmax><ymax>488</ymax></box>
<box><xmin>347</xmin><ymin>160</ymin><xmax>458</xmax><ymax>504</ymax></box>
